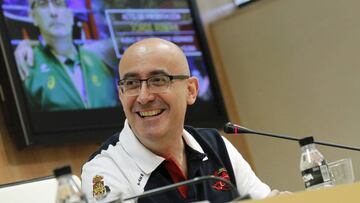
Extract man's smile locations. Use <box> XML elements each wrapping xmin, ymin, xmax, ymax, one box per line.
<box><xmin>137</xmin><ymin>109</ymin><xmax>165</xmax><ymax>118</ymax></box>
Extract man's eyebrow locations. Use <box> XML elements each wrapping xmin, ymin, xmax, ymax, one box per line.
<box><xmin>121</xmin><ymin>69</ymin><xmax>169</xmax><ymax>79</ymax></box>
<box><xmin>122</xmin><ymin>72</ymin><xmax>139</xmax><ymax>79</ymax></box>
<box><xmin>148</xmin><ymin>70</ymin><xmax>168</xmax><ymax>76</ymax></box>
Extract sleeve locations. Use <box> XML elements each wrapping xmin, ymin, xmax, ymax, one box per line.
<box><xmin>222</xmin><ymin>136</ymin><xmax>271</xmax><ymax>199</ymax></box>
<box><xmin>23</xmin><ymin>65</ymin><xmax>42</xmax><ymax>110</ymax></box>
<box><xmin>81</xmin><ymin>156</ymin><xmax>136</xmax><ymax>203</ymax></box>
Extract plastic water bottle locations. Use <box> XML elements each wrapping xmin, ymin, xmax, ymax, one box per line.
<box><xmin>54</xmin><ymin>166</ymin><xmax>88</xmax><ymax>203</ymax></box>
<box><xmin>299</xmin><ymin>136</ymin><xmax>333</xmax><ymax>190</ymax></box>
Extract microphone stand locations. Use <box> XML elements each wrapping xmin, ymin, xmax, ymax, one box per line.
<box><xmin>111</xmin><ymin>175</ymin><xmax>248</xmax><ymax>202</ymax></box>
<box><xmin>225</xmin><ymin>122</ymin><xmax>360</xmax><ymax>152</ymax></box>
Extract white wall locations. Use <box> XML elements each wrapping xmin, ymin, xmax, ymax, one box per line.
<box><xmin>211</xmin><ymin>0</ymin><xmax>360</xmax><ymax>192</ymax></box>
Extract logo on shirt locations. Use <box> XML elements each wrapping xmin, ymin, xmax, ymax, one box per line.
<box><xmin>212</xmin><ymin>168</ymin><xmax>231</xmax><ymax>191</ymax></box>
<box><xmin>92</xmin><ymin>175</ymin><xmax>111</xmax><ymax>200</ymax></box>
<box><xmin>137</xmin><ymin>173</ymin><xmax>144</xmax><ymax>186</ymax></box>
<box><xmin>92</xmin><ymin>74</ymin><xmax>101</xmax><ymax>86</ymax></box>
<box><xmin>47</xmin><ymin>75</ymin><xmax>56</xmax><ymax>90</ymax></box>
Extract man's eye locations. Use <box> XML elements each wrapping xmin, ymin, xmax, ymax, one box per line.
<box><xmin>150</xmin><ymin>76</ymin><xmax>168</xmax><ymax>86</ymax></box>
<box><xmin>124</xmin><ymin>80</ymin><xmax>139</xmax><ymax>88</ymax></box>
<box><xmin>38</xmin><ymin>1</ymin><xmax>47</xmax><ymax>6</ymax></box>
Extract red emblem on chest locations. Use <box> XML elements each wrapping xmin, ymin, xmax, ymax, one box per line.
<box><xmin>212</xmin><ymin>168</ymin><xmax>231</xmax><ymax>191</ymax></box>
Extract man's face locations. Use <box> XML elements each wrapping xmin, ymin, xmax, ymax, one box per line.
<box><xmin>118</xmin><ymin>40</ymin><xmax>198</xmax><ymax>144</ymax></box>
<box><xmin>31</xmin><ymin>0</ymin><xmax>73</xmax><ymax>38</ymax></box>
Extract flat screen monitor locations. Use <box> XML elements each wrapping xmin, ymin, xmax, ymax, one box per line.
<box><xmin>0</xmin><ymin>0</ymin><xmax>228</xmax><ymax>148</ymax></box>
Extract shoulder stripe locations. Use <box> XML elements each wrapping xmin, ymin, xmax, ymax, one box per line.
<box><xmin>87</xmin><ymin>132</ymin><xmax>120</xmax><ymax>161</ymax></box>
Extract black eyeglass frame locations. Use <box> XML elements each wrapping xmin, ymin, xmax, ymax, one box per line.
<box><xmin>117</xmin><ymin>74</ymin><xmax>190</xmax><ymax>95</ymax></box>
<box><xmin>31</xmin><ymin>0</ymin><xmax>67</xmax><ymax>9</ymax></box>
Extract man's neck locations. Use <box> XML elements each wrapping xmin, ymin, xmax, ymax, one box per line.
<box><xmin>44</xmin><ymin>35</ymin><xmax>76</xmax><ymax>59</ymax></box>
<box><xmin>141</xmin><ymin>133</ymin><xmax>187</xmax><ymax>176</ymax></box>
<box><xmin>160</xmin><ymin>137</ymin><xmax>187</xmax><ymax>177</ymax></box>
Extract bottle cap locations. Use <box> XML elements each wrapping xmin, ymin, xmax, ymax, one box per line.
<box><xmin>53</xmin><ymin>165</ymin><xmax>72</xmax><ymax>177</ymax></box>
<box><xmin>299</xmin><ymin>136</ymin><xmax>314</xmax><ymax>147</ymax></box>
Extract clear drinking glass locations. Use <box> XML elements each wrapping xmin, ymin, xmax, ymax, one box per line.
<box><xmin>328</xmin><ymin>158</ymin><xmax>355</xmax><ymax>186</ymax></box>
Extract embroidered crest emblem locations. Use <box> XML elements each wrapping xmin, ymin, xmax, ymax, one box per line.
<box><xmin>92</xmin><ymin>175</ymin><xmax>111</xmax><ymax>200</ymax></box>
<box><xmin>212</xmin><ymin>168</ymin><xmax>231</xmax><ymax>191</ymax></box>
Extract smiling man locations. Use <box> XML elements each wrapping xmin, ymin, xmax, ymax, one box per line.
<box><xmin>21</xmin><ymin>0</ymin><xmax>117</xmax><ymax>111</ymax></box>
<box><xmin>81</xmin><ymin>38</ymin><xmax>277</xmax><ymax>203</ymax></box>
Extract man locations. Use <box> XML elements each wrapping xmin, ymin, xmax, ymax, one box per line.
<box><xmin>20</xmin><ymin>0</ymin><xmax>117</xmax><ymax>111</ymax></box>
<box><xmin>81</xmin><ymin>38</ymin><xmax>285</xmax><ymax>202</ymax></box>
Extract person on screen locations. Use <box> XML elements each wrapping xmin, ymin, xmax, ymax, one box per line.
<box><xmin>81</xmin><ymin>38</ymin><xmax>289</xmax><ymax>202</ymax></box>
<box><xmin>18</xmin><ymin>0</ymin><xmax>118</xmax><ymax>111</ymax></box>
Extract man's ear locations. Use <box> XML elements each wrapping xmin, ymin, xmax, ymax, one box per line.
<box><xmin>68</xmin><ymin>8</ymin><xmax>74</xmax><ymax>27</ymax></box>
<box><xmin>186</xmin><ymin>76</ymin><xmax>199</xmax><ymax>105</ymax></box>
<box><xmin>118</xmin><ymin>86</ymin><xmax>124</xmax><ymax>105</ymax></box>
<box><xmin>30</xmin><ymin>11</ymin><xmax>38</xmax><ymax>26</ymax></box>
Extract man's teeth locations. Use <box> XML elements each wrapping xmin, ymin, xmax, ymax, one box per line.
<box><xmin>139</xmin><ymin>110</ymin><xmax>162</xmax><ymax>117</ymax></box>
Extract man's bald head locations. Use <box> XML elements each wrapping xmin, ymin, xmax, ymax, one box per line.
<box><xmin>117</xmin><ymin>38</ymin><xmax>199</xmax><ymax>151</ymax></box>
<box><xmin>119</xmin><ymin>38</ymin><xmax>189</xmax><ymax>78</ymax></box>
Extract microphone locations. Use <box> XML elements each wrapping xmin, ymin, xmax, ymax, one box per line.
<box><xmin>224</xmin><ymin>122</ymin><xmax>360</xmax><ymax>152</ymax></box>
<box><xmin>117</xmin><ymin>175</ymin><xmax>249</xmax><ymax>202</ymax></box>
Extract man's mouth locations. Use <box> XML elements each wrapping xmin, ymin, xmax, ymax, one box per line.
<box><xmin>50</xmin><ymin>22</ymin><xmax>64</xmax><ymax>27</ymax></box>
<box><xmin>137</xmin><ymin>109</ymin><xmax>164</xmax><ymax>118</ymax></box>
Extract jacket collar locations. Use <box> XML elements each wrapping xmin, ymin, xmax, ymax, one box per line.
<box><xmin>119</xmin><ymin>120</ymin><xmax>208</xmax><ymax>175</ymax></box>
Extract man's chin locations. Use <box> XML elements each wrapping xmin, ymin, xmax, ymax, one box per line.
<box><xmin>48</xmin><ymin>29</ymin><xmax>72</xmax><ymax>38</ymax></box>
<box><xmin>134</xmin><ymin>125</ymin><xmax>167</xmax><ymax>140</ymax></box>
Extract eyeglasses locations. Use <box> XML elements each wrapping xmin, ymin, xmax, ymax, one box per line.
<box><xmin>31</xmin><ymin>0</ymin><xmax>66</xmax><ymax>9</ymax></box>
<box><xmin>118</xmin><ymin>74</ymin><xmax>190</xmax><ymax>96</ymax></box>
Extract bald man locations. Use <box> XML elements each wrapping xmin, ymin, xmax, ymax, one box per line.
<box><xmin>81</xmin><ymin>38</ymin><xmax>276</xmax><ymax>203</ymax></box>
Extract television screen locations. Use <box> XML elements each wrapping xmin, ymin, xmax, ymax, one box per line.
<box><xmin>0</xmin><ymin>0</ymin><xmax>228</xmax><ymax>148</ymax></box>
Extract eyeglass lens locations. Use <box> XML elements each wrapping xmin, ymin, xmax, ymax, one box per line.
<box><xmin>34</xmin><ymin>0</ymin><xmax>66</xmax><ymax>8</ymax></box>
<box><xmin>121</xmin><ymin>75</ymin><xmax>170</xmax><ymax>96</ymax></box>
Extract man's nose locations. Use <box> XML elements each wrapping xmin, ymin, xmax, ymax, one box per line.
<box><xmin>136</xmin><ymin>82</ymin><xmax>155</xmax><ymax>104</ymax></box>
<box><xmin>48</xmin><ymin>2</ymin><xmax>58</xmax><ymax>17</ymax></box>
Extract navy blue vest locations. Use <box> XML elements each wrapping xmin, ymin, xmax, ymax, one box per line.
<box><xmin>88</xmin><ymin>126</ymin><xmax>239</xmax><ymax>203</ymax></box>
